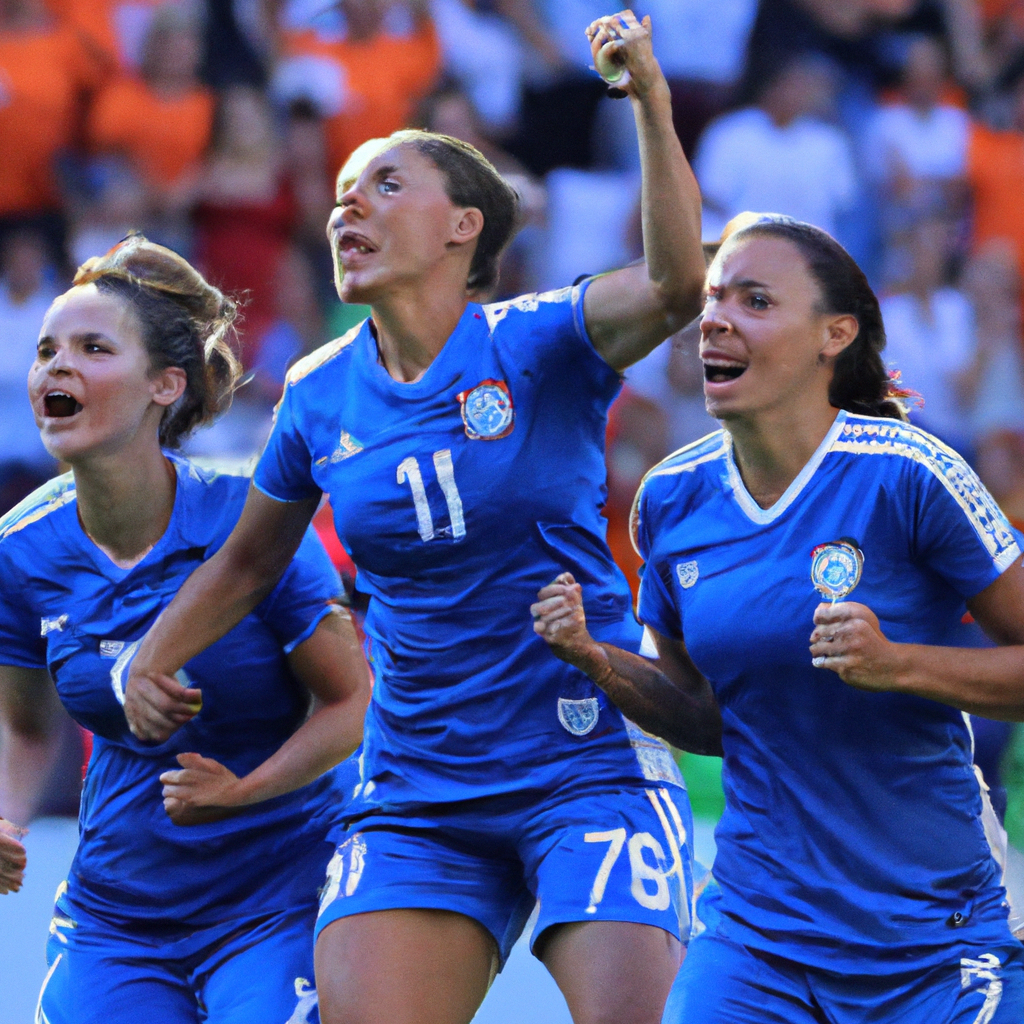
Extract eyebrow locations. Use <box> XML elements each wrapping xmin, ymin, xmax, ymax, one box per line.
<box><xmin>37</xmin><ymin>332</ymin><xmax>114</xmax><ymax>346</ymax></box>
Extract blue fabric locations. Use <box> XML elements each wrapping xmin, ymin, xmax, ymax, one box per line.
<box><xmin>252</xmin><ymin>285</ymin><xmax>684</xmax><ymax>814</ymax></box>
<box><xmin>634</xmin><ymin>412</ymin><xmax>1022</xmax><ymax>973</ymax></box>
<box><xmin>665</xmin><ymin>921</ymin><xmax>1024</xmax><ymax>1024</ymax></box>
<box><xmin>38</xmin><ymin>888</ymin><xmax>321</xmax><ymax>1024</ymax></box>
<box><xmin>0</xmin><ymin>456</ymin><xmax>347</xmax><ymax>925</ymax></box>
<box><xmin>314</xmin><ymin>782</ymin><xmax>694</xmax><ymax>965</ymax></box>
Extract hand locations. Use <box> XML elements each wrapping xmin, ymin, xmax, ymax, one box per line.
<box><xmin>124</xmin><ymin>671</ymin><xmax>202</xmax><ymax>743</ymax></box>
<box><xmin>809</xmin><ymin>602</ymin><xmax>904</xmax><ymax>692</ymax></box>
<box><xmin>0</xmin><ymin>821</ymin><xmax>27</xmax><ymax>894</ymax></box>
<box><xmin>585</xmin><ymin>10</ymin><xmax>663</xmax><ymax>100</ymax></box>
<box><xmin>160</xmin><ymin>752</ymin><xmax>245</xmax><ymax>826</ymax></box>
<box><xmin>531</xmin><ymin>572</ymin><xmax>602</xmax><ymax>668</ymax></box>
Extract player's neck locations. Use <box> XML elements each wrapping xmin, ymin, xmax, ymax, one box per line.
<box><xmin>72</xmin><ymin>441</ymin><xmax>177</xmax><ymax>570</ymax></box>
<box><xmin>726</xmin><ymin>401</ymin><xmax>841</xmax><ymax>510</ymax></box>
<box><xmin>369</xmin><ymin>282</ymin><xmax>471</xmax><ymax>384</ymax></box>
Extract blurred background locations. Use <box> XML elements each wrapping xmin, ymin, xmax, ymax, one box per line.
<box><xmin>2</xmin><ymin>0</ymin><xmax>1024</xmax><ymax>1018</ymax></box>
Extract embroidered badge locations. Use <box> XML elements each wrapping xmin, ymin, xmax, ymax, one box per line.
<box><xmin>456</xmin><ymin>379</ymin><xmax>514</xmax><ymax>440</ymax></box>
<box><xmin>99</xmin><ymin>640</ymin><xmax>125</xmax><ymax>659</ymax></box>
<box><xmin>40</xmin><ymin>615</ymin><xmax>69</xmax><ymax>636</ymax></box>
<box><xmin>558</xmin><ymin>696</ymin><xmax>600</xmax><ymax>736</ymax></box>
<box><xmin>676</xmin><ymin>561</ymin><xmax>699</xmax><ymax>589</ymax></box>
<box><xmin>810</xmin><ymin>539</ymin><xmax>864</xmax><ymax>603</ymax></box>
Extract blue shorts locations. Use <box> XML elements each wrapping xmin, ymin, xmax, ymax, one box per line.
<box><xmin>315</xmin><ymin>782</ymin><xmax>694</xmax><ymax>965</ymax></box>
<box><xmin>665</xmin><ymin>924</ymin><xmax>1024</xmax><ymax>1024</ymax></box>
<box><xmin>38</xmin><ymin>885</ymin><xmax>320</xmax><ymax>1024</ymax></box>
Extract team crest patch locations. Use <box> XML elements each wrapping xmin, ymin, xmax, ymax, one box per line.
<box><xmin>676</xmin><ymin>561</ymin><xmax>699</xmax><ymax>589</ymax></box>
<box><xmin>99</xmin><ymin>640</ymin><xmax>125</xmax><ymax>659</ymax></box>
<box><xmin>558</xmin><ymin>696</ymin><xmax>600</xmax><ymax>736</ymax></box>
<box><xmin>456</xmin><ymin>379</ymin><xmax>514</xmax><ymax>440</ymax></box>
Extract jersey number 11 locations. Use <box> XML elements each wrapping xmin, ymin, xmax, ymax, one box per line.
<box><xmin>397</xmin><ymin>450</ymin><xmax>466</xmax><ymax>542</ymax></box>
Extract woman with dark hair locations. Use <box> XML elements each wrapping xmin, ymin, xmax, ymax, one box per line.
<box><xmin>533</xmin><ymin>213</ymin><xmax>1024</xmax><ymax>1022</ymax></box>
<box><xmin>122</xmin><ymin>10</ymin><xmax>707</xmax><ymax>1024</ymax></box>
<box><xmin>0</xmin><ymin>235</ymin><xmax>370</xmax><ymax>1022</ymax></box>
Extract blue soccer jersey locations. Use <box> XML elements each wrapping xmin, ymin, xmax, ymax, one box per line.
<box><xmin>633</xmin><ymin>411</ymin><xmax>1022</xmax><ymax>973</ymax></box>
<box><xmin>253</xmin><ymin>284</ymin><xmax>683</xmax><ymax>814</ymax></box>
<box><xmin>0</xmin><ymin>456</ymin><xmax>347</xmax><ymax>925</ymax></box>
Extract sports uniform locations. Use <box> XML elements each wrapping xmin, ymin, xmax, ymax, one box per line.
<box><xmin>633</xmin><ymin>410</ymin><xmax>1024</xmax><ymax>1022</ymax></box>
<box><xmin>253</xmin><ymin>282</ymin><xmax>694</xmax><ymax>962</ymax></box>
<box><xmin>0</xmin><ymin>456</ymin><xmax>347</xmax><ymax>1024</ymax></box>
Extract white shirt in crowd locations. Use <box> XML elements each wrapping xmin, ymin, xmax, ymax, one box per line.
<box><xmin>695</xmin><ymin>108</ymin><xmax>858</xmax><ymax>239</ymax></box>
<box><xmin>864</xmin><ymin>102</ymin><xmax>970</xmax><ymax>184</ymax></box>
<box><xmin>880</xmin><ymin>288</ymin><xmax>975</xmax><ymax>446</ymax></box>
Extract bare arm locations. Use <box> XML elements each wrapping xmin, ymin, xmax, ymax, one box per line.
<box><xmin>810</xmin><ymin>560</ymin><xmax>1024</xmax><ymax>719</ymax></box>
<box><xmin>159</xmin><ymin>608</ymin><xmax>371</xmax><ymax>824</ymax></box>
<box><xmin>531</xmin><ymin>573</ymin><xmax>722</xmax><ymax>754</ymax></box>
<box><xmin>582</xmin><ymin>11</ymin><xmax>705</xmax><ymax>371</ymax></box>
<box><xmin>125</xmin><ymin>485</ymin><xmax>321</xmax><ymax>742</ymax></box>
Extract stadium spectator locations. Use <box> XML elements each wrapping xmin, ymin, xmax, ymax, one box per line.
<box><xmin>59</xmin><ymin>0</ymin><xmax>185</xmax><ymax>72</ymax></box>
<box><xmin>0</xmin><ymin>229</ymin><xmax>58</xmax><ymax>511</ymax></box>
<box><xmin>967</xmin><ymin>71</ymin><xmax>1024</xmax><ymax>282</ymax></box>
<box><xmin>880</xmin><ymin>216</ymin><xmax>976</xmax><ymax>454</ymax></box>
<box><xmin>694</xmin><ymin>54</ymin><xmax>858</xmax><ymax>239</ymax></box>
<box><xmin>278</xmin><ymin>0</ymin><xmax>442</xmax><ymax>175</ymax></box>
<box><xmin>87</xmin><ymin>7</ymin><xmax>215</xmax><ymax>211</ymax></box>
<box><xmin>642</xmin><ymin>0</ymin><xmax>759</xmax><ymax>156</ymax></box>
<box><xmin>0</xmin><ymin>0</ymin><xmax>104</xmax><ymax>266</ymax></box>
<box><xmin>865</xmin><ymin>35</ymin><xmax>969</xmax><ymax>220</ymax></box>
<box><xmin>192</xmin><ymin>86</ymin><xmax>297</xmax><ymax>357</ymax></box>
<box><xmin>428</xmin><ymin>0</ymin><xmax>526</xmax><ymax>134</ymax></box>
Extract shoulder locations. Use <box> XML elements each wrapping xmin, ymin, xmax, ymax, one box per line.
<box><xmin>481</xmin><ymin>286</ymin><xmax>583</xmax><ymax>335</ymax></box>
<box><xmin>0</xmin><ymin>472</ymin><xmax>76</xmax><ymax>549</ymax></box>
<box><xmin>629</xmin><ymin>430</ymin><xmax>728</xmax><ymax>553</ymax></box>
<box><xmin>283</xmin><ymin>324</ymin><xmax>363</xmax><ymax>390</ymax></box>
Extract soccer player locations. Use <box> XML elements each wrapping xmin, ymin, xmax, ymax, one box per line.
<box><xmin>0</xmin><ymin>235</ymin><xmax>370</xmax><ymax>1023</ymax></box>
<box><xmin>122</xmin><ymin>11</ymin><xmax>708</xmax><ymax>1024</ymax></box>
<box><xmin>533</xmin><ymin>214</ymin><xmax>1024</xmax><ymax>1022</ymax></box>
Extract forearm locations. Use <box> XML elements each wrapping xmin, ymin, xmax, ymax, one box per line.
<box><xmin>569</xmin><ymin>642</ymin><xmax>722</xmax><ymax>755</ymax></box>
<box><xmin>229</xmin><ymin>699</ymin><xmax>364</xmax><ymax>806</ymax></box>
<box><xmin>133</xmin><ymin>550</ymin><xmax>279</xmax><ymax>678</ymax></box>
<box><xmin>891</xmin><ymin>643</ymin><xmax>1024</xmax><ymax>720</ymax></box>
<box><xmin>633</xmin><ymin>85</ymin><xmax>704</xmax><ymax>320</ymax></box>
<box><xmin>0</xmin><ymin>724</ymin><xmax>59</xmax><ymax>825</ymax></box>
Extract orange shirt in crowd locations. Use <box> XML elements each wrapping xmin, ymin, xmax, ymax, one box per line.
<box><xmin>0</xmin><ymin>21</ymin><xmax>104</xmax><ymax>215</ymax></box>
<box><xmin>284</xmin><ymin>21</ymin><xmax>441</xmax><ymax>174</ymax></box>
<box><xmin>967</xmin><ymin>123</ymin><xmax>1024</xmax><ymax>277</ymax></box>
<box><xmin>89</xmin><ymin>77</ymin><xmax>215</xmax><ymax>187</ymax></box>
<box><xmin>54</xmin><ymin>0</ymin><xmax>167</xmax><ymax>70</ymax></box>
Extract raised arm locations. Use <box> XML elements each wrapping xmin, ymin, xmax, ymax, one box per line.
<box><xmin>532</xmin><ymin>573</ymin><xmax>722</xmax><ymax>755</ymax></box>
<box><xmin>125</xmin><ymin>485</ymin><xmax>321</xmax><ymax>742</ymax></box>
<box><xmin>159</xmin><ymin>607</ymin><xmax>371</xmax><ymax>824</ymax></box>
<box><xmin>581</xmin><ymin>11</ymin><xmax>705</xmax><ymax>372</ymax></box>
<box><xmin>810</xmin><ymin>560</ymin><xmax>1024</xmax><ymax>720</ymax></box>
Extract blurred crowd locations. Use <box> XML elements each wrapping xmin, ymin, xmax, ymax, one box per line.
<box><xmin>3</xmin><ymin>0</ymin><xmax>1024</xmax><ymax>819</ymax></box>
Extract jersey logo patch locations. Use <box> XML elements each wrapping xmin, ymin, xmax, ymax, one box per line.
<box><xmin>285</xmin><ymin>978</ymin><xmax>318</xmax><ymax>1024</ymax></box>
<box><xmin>40</xmin><ymin>615</ymin><xmax>69</xmax><ymax>636</ymax></box>
<box><xmin>319</xmin><ymin>833</ymin><xmax>367</xmax><ymax>915</ymax></box>
<box><xmin>675</xmin><ymin>561</ymin><xmax>699</xmax><ymax>589</ymax></box>
<box><xmin>330</xmin><ymin>429</ymin><xmax>364</xmax><ymax>463</ymax></box>
<box><xmin>456</xmin><ymin>379</ymin><xmax>514</xmax><ymax>440</ymax></box>
<box><xmin>99</xmin><ymin>640</ymin><xmax>125</xmax><ymax>659</ymax></box>
<box><xmin>558</xmin><ymin>696</ymin><xmax>600</xmax><ymax>736</ymax></box>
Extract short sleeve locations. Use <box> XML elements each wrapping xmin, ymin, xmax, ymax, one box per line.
<box><xmin>910</xmin><ymin>447</ymin><xmax>1022</xmax><ymax>598</ymax></box>
<box><xmin>255</xmin><ymin>527</ymin><xmax>342</xmax><ymax>653</ymax></box>
<box><xmin>0</xmin><ymin>550</ymin><xmax>45</xmax><ymax>669</ymax></box>
<box><xmin>633</xmin><ymin>485</ymin><xmax>684</xmax><ymax>641</ymax></box>
<box><xmin>252</xmin><ymin>380</ymin><xmax>321</xmax><ymax>503</ymax></box>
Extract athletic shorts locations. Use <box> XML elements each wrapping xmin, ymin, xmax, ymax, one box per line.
<box><xmin>37</xmin><ymin>884</ymin><xmax>320</xmax><ymax>1024</ymax></box>
<box><xmin>315</xmin><ymin>782</ymin><xmax>694</xmax><ymax>965</ymax></box>
<box><xmin>664</xmin><ymin>923</ymin><xmax>1024</xmax><ymax>1024</ymax></box>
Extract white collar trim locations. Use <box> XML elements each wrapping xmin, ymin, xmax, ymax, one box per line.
<box><xmin>725</xmin><ymin>410</ymin><xmax>847</xmax><ymax>525</ymax></box>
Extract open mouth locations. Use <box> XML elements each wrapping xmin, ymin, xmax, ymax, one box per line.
<box><xmin>702</xmin><ymin>359</ymin><xmax>747</xmax><ymax>384</ymax></box>
<box><xmin>44</xmin><ymin>391</ymin><xmax>83</xmax><ymax>417</ymax></box>
<box><xmin>337</xmin><ymin>231</ymin><xmax>377</xmax><ymax>258</ymax></box>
